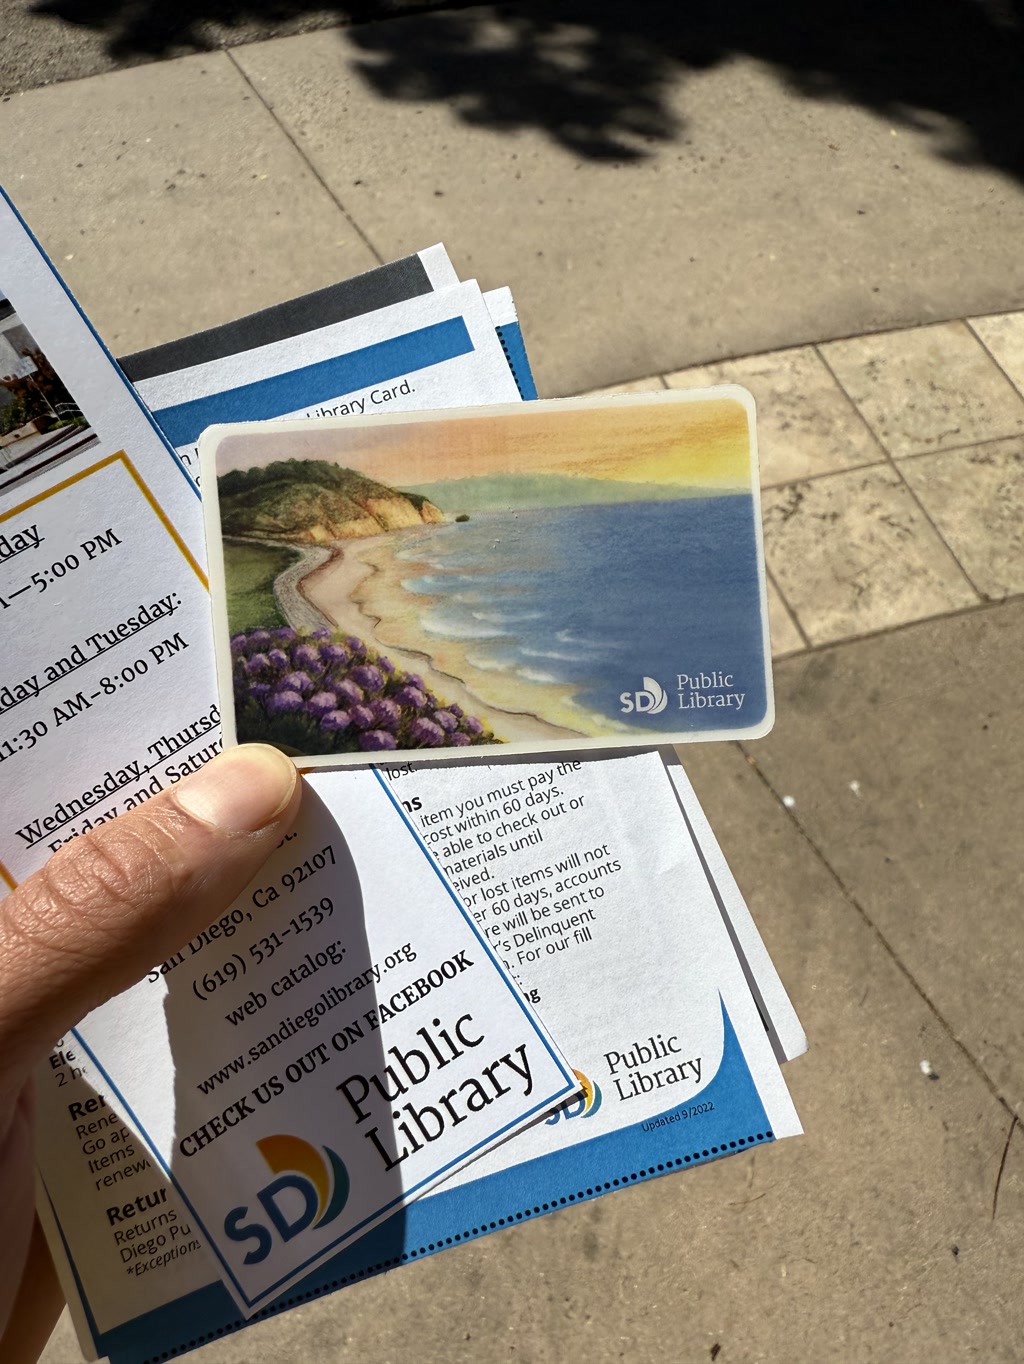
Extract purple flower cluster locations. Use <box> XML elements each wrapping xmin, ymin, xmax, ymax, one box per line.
<box><xmin>230</xmin><ymin>627</ymin><xmax>497</xmax><ymax>756</ymax></box>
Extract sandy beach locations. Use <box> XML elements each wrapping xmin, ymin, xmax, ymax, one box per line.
<box><xmin>297</xmin><ymin>530</ymin><xmax>607</xmax><ymax>744</ymax></box>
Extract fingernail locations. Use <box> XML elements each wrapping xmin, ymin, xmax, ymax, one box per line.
<box><xmin>175</xmin><ymin>745</ymin><xmax>297</xmax><ymax>833</ymax></box>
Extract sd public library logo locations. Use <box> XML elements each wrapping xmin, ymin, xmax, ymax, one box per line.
<box><xmin>620</xmin><ymin>672</ymin><xmax>748</xmax><ymax>715</ymax></box>
<box><xmin>223</xmin><ymin>1135</ymin><xmax>350</xmax><ymax>1265</ymax></box>
<box><xmin>545</xmin><ymin>1069</ymin><xmax>603</xmax><ymax>1125</ymax></box>
<box><xmin>619</xmin><ymin>676</ymin><xmax>668</xmax><ymax>716</ymax></box>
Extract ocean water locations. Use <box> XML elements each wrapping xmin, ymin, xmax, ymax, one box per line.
<box><xmin>391</xmin><ymin>497</ymin><xmax>768</xmax><ymax>733</ymax></box>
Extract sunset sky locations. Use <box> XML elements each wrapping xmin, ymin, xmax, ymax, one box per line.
<box><xmin>214</xmin><ymin>390</ymin><xmax>755</xmax><ymax>491</ymax></box>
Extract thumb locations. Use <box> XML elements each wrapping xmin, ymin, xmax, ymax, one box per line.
<box><xmin>0</xmin><ymin>744</ymin><xmax>300</xmax><ymax>1096</ymax></box>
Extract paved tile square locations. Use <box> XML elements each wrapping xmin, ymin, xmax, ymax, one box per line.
<box><xmin>898</xmin><ymin>438</ymin><xmax>1024</xmax><ymax>600</ymax></box>
<box><xmin>820</xmin><ymin>321</ymin><xmax>1024</xmax><ymax>459</ymax></box>
<box><xmin>664</xmin><ymin>346</ymin><xmax>885</xmax><ymax>487</ymax></box>
<box><xmin>969</xmin><ymin>311</ymin><xmax>1024</xmax><ymax>398</ymax></box>
<box><xmin>761</xmin><ymin>465</ymin><xmax>978</xmax><ymax>645</ymax></box>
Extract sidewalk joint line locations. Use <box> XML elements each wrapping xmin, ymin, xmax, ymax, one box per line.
<box><xmin>764</xmin><ymin>562</ymin><xmax>811</xmax><ymax>651</ymax></box>
<box><xmin>889</xmin><ymin>431</ymin><xmax>1024</xmax><ymax>463</ymax></box>
<box><xmin>226</xmin><ymin>50</ymin><xmax>385</xmax><ymax>268</ymax></box>
<box><xmin>992</xmin><ymin>1115</ymin><xmax>1018</xmax><ymax>1220</ymax></box>
<box><xmin>888</xmin><ymin>459</ymin><xmax>984</xmax><ymax>601</ymax></box>
<box><xmin>759</xmin><ymin>455</ymin><xmax>887</xmax><ymax>493</ymax></box>
<box><xmin>782</xmin><ymin>588</ymin><xmax>1021</xmax><ymax>657</ymax></box>
<box><xmin>736</xmin><ymin>745</ymin><xmax>1019</xmax><ymax>1124</ymax></box>
<box><xmin>965</xmin><ymin>318</ymin><xmax>1024</xmax><ymax>405</ymax></box>
<box><xmin>814</xmin><ymin>343</ymin><xmax>902</xmax><ymax>473</ymax></box>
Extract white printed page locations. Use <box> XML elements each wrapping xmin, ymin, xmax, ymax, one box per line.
<box><xmin>482</xmin><ymin>286</ymin><xmax>518</xmax><ymax>327</ymax></box>
<box><xmin>71</xmin><ymin>774</ymin><xmax>575</xmax><ymax>1316</ymax></box>
<box><xmin>0</xmin><ymin>198</ymin><xmax>223</xmax><ymax>890</ymax></box>
<box><xmin>0</xmin><ymin>452</ymin><xmax>219</xmax><ymax>887</ymax></box>
<box><xmin>34</xmin><ymin>1054</ymin><xmax>218</xmax><ymax>1342</ymax></box>
<box><xmin>417</xmin><ymin>243</ymin><xmax>460</xmax><ymax>290</ymax></box>
<box><xmin>664</xmin><ymin>754</ymin><xmax>807</xmax><ymax>1063</ymax></box>
<box><xmin>132</xmin><ymin>280</ymin><xmax>521</xmax><ymax>484</ymax></box>
<box><xmin>373</xmin><ymin>750</ymin><xmax>801</xmax><ymax>1193</ymax></box>
<box><xmin>119</xmin><ymin>247</ymin><xmax>460</xmax><ymax>402</ymax></box>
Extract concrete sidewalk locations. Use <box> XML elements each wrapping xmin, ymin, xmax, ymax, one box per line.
<box><xmin>3</xmin><ymin>17</ymin><xmax>1021</xmax><ymax>1364</ymax></box>
<box><xmin>4</xmin><ymin>16</ymin><xmax>1024</xmax><ymax>396</ymax></box>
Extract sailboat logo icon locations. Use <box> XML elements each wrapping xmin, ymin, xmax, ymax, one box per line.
<box><xmin>619</xmin><ymin>676</ymin><xmax>668</xmax><ymax>715</ymax></box>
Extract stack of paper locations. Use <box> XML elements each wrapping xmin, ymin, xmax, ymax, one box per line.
<box><xmin>0</xmin><ymin>195</ymin><xmax>805</xmax><ymax>1364</ymax></box>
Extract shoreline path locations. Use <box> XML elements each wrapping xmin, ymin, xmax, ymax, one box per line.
<box><xmin>271</xmin><ymin>542</ymin><xmax>333</xmax><ymax>632</ymax></box>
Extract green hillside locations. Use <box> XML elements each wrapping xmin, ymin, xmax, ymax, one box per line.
<box><xmin>217</xmin><ymin>459</ymin><xmax>443</xmax><ymax>543</ymax></box>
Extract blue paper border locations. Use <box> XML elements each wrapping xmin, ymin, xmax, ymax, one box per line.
<box><xmin>150</xmin><ymin>317</ymin><xmax>475</xmax><ymax>446</ymax></box>
<box><xmin>494</xmin><ymin>321</ymin><xmax>539</xmax><ymax>400</ymax></box>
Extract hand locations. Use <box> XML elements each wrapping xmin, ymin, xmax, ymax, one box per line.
<box><xmin>0</xmin><ymin>744</ymin><xmax>302</xmax><ymax>1363</ymax></box>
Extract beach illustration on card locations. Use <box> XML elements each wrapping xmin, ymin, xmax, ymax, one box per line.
<box><xmin>202</xmin><ymin>391</ymin><xmax>773</xmax><ymax>764</ymax></box>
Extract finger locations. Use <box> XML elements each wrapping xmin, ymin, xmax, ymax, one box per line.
<box><xmin>0</xmin><ymin>744</ymin><xmax>300</xmax><ymax>1095</ymax></box>
<box><xmin>0</xmin><ymin>1213</ymin><xmax>62</xmax><ymax>1364</ymax></box>
<box><xmin>0</xmin><ymin>1085</ymin><xmax>36</xmax><ymax>1350</ymax></box>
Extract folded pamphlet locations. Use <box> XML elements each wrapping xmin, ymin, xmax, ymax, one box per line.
<box><xmin>0</xmin><ymin>189</ymin><xmax>803</xmax><ymax>1363</ymax></box>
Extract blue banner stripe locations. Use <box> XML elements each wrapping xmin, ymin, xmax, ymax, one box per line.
<box><xmin>151</xmin><ymin>317</ymin><xmax>475</xmax><ymax>447</ymax></box>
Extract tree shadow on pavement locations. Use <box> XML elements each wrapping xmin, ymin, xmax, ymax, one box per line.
<box><xmin>26</xmin><ymin>0</ymin><xmax>1024</xmax><ymax>176</ymax></box>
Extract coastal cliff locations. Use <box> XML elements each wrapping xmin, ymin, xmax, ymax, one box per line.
<box><xmin>218</xmin><ymin>458</ymin><xmax>444</xmax><ymax>544</ymax></box>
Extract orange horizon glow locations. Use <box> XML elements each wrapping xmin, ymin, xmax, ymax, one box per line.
<box><xmin>215</xmin><ymin>393</ymin><xmax>755</xmax><ymax>491</ymax></box>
